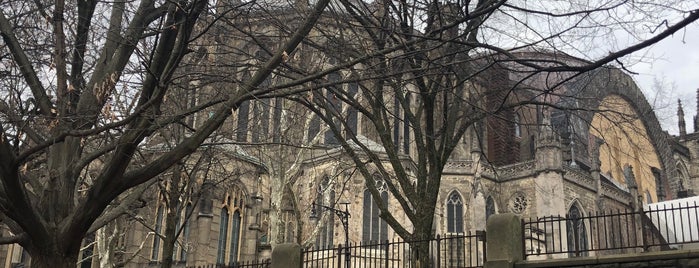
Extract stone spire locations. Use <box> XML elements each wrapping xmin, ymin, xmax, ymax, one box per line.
<box><xmin>535</xmin><ymin>107</ymin><xmax>562</xmax><ymax>171</ymax></box>
<box><xmin>623</xmin><ymin>165</ymin><xmax>641</xmax><ymax>211</ymax></box>
<box><xmin>679</xmin><ymin>99</ymin><xmax>687</xmax><ymax>137</ymax></box>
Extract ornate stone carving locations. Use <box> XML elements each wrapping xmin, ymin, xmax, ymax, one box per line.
<box><xmin>510</xmin><ymin>192</ymin><xmax>529</xmax><ymax>214</ymax></box>
<box><xmin>497</xmin><ymin>160</ymin><xmax>536</xmax><ymax>180</ymax></box>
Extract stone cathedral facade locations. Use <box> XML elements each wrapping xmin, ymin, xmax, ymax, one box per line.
<box><xmin>1</xmin><ymin>62</ymin><xmax>696</xmax><ymax>268</ymax></box>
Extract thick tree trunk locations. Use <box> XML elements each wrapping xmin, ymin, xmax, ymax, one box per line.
<box><xmin>161</xmin><ymin>167</ymin><xmax>183</xmax><ymax>268</ymax></box>
<box><xmin>30</xmin><ymin>250</ymin><xmax>79</xmax><ymax>268</ymax></box>
<box><xmin>409</xmin><ymin>240</ymin><xmax>431</xmax><ymax>268</ymax></box>
<box><xmin>409</xmin><ymin>215</ymin><xmax>435</xmax><ymax>268</ymax></box>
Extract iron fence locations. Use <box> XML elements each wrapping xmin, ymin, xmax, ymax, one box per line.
<box><xmin>522</xmin><ymin>201</ymin><xmax>699</xmax><ymax>259</ymax></box>
<box><xmin>303</xmin><ymin>232</ymin><xmax>486</xmax><ymax>268</ymax></box>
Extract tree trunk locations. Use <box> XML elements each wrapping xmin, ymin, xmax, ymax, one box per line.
<box><xmin>409</xmin><ymin>240</ymin><xmax>431</xmax><ymax>268</ymax></box>
<box><xmin>268</xmin><ymin>170</ymin><xmax>286</xmax><ymax>246</ymax></box>
<box><xmin>161</xmin><ymin>166</ymin><xmax>183</xmax><ymax>268</ymax></box>
<box><xmin>97</xmin><ymin>222</ymin><xmax>120</xmax><ymax>268</ymax></box>
<box><xmin>409</xmin><ymin>219</ymin><xmax>434</xmax><ymax>267</ymax></box>
<box><xmin>30</xmin><ymin>251</ymin><xmax>79</xmax><ymax>268</ymax></box>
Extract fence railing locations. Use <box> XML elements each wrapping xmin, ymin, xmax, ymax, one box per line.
<box><xmin>521</xmin><ymin>201</ymin><xmax>699</xmax><ymax>259</ymax></box>
<box><xmin>186</xmin><ymin>259</ymin><xmax>271</xmax><ymax>268</ymax></box>
<box><xmin>302</xmin><ymin>232</ymin><xmax>485</xmax><ymax>268</ymax></box>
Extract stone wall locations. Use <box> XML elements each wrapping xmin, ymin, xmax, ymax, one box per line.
<box><xmin>516</xmin><ymin>250</ymin><xmax>699</xmax><ymax>268</ymax></box>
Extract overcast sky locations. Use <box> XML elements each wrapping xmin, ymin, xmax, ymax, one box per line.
<box><xmin>630</xmin><ymin>22</ymin><xmax>699</xmax><ymax>135</ymax></box>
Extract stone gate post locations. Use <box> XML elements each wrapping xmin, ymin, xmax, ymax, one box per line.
<box><xmin>271</xmin><ymin>243</ymin><xmax>302</xmax><ymax>268</ymax></box>
<box><xmin>485</xmin><ymin>213</ymin><xmax>523</xmax><ymax>268</ymax></box>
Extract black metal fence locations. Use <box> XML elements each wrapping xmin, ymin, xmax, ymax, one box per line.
<box><xmin>522</xmin><ymin>201</ymin><xmax>699</xmax><ymax>259</ymax></box>
<box><xmin>302</xmin><ymin>232</ymin><xmax>486</xmax><ymax>268</ymax></box>
<box><xmin>186</xmin><ymin>259</ymin><xmax>271</xmax><ymax>268</ymax></box>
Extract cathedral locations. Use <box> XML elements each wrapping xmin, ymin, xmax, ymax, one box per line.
<box><xmin>5</xmin><ymin>57</ymin><xmax>695</xmax><ymax>268</ymax></box>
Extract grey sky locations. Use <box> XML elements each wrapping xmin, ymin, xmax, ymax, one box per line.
<box><xmin>631</xmin><ymin>22</ymin><xmax>699</xmax><ymax>135</ymax></box>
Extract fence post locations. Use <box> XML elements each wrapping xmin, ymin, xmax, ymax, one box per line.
<box><xmin>384</xmin><ymin>240</ymin><xmax>390</xmax><ymax>267</ymax></box>
<box><xmin>436</xmin><ymin>234</ymin><xmax>441</xmax><ymax>266</ymax></box>
<box><xmin>484</xmin><ymin>213</ymin><xmax>523</xmax><ymax>268</ymax></box>
<box><xmin>271</xmin><ymin>243</ymin><xmax>302</xmax><ymax>268</ymax></box>
<box><xmin>337</xmin><ymin>245</ymin><xmax>343</xmax><ymax>268</ymax></box>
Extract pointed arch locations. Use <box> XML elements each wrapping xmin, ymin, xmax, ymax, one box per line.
<box><xmin>485</xmin><ymin>195</ymin><xmax>497</xmax><ymax>221</ymax></box>
<box><xmin>446</xmin><ymin>190</ymin><xmax>464</xmax><ymax>233</ymax></box>
<box><xmin>217</xmin><ymin>184</ymin><xmax>246</xmax><ymax>265</ymax></box>
<box><xmin>217</xmin><ymin>207</ymin><xmax>229</xmax><ymax>264</ymax></box>
<box><xmin>151</xmin><ymin>204</ymin><xmax>164</xmax><ymax>261</ymax></box>
<box><xmin>566</xmin><ymin>200</ymin><xmax>588</xmax><ymax>257</ymax></box>
<box><xmin>514</xmin><ymin>113</ymin><xmax>522</xmax><ymax>138</ymax></box>
<box><xmin>363</xmin><ymin>174</ymin><xmax>388</xmax><ymax>242</ymax></box>
<box><xmin>315</xmin><ymin>176</ymin><xmax>335</xmax><ymax>248</ymax></box>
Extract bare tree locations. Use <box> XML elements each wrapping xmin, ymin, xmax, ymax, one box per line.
<box><xmin>289</xmin><ymin>0</ymin><xmax>699</xmax><ymax>265</ymax></box>
<box><xmin>0</xmin><ymin>0</ymin><xmax>333</xmax><ymax>266</ymax></box>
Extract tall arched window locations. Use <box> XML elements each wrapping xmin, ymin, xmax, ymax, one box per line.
<box><xmin>324</xmin><ymin>72</ymin><xmax>342</xmax><ymax>145</ymax></box>
<box><xmin>251</xmin><ymin>98</ymin><xmax>270</xmax><ymax>142</ymax></box>
<box><xmin>217</xmin><ymin>207</ymin><xmax>229</xmax><ymax>264</ymax></box>
<box><xmin>446</xmin><ymin>191</ymin><xmax>464</xmax><ymax>233</ymax></box>
<box><xmin>151</xmin><ymin>205</ymin><xmax>164</xmax><ymax>261</ymax></box>
<box><xmin>485</xmin><ymin>196</ymin><xmax>496</xmax><ymax>221</ymax></box>
<box><xmin>363</xmin><ymin>176</ymin><xmax>388</xmax><ymax>242</ymax></box>
<box><xmin>315</xmin><ymin>177</ymin><xmax>335</xmax><ymax>249</ymax></box>
<box><xmin>346</xmin><ymin>82</ymin><xmax>358</xmax><ymax>137</ymax></box>
<box><xmin>236</xmin><ymin>101</ymin><xmax>250</xmax><ymax>142</ymax></box>
<box><xmin>217</xmin><ymin>186</ymin><xmax>246</xmax><ymax>265</ymax></box>
<box><xmin>229</xmin><ymin>211</ymin><xmax>242</xmax><ymax>264</ymax></box>
<box><xmin>566</xmin><ymin>203</ymin><xmax>588</xmax><ymax>257</ymax></box>
<box><xmin>308</xmin><ymin>90</ymin><xmax>322</xmax><ymax>143</ymax></box>
<box><xmin>180</xmin><ymin>203</ymin><xmax>192</xmax><ymax>261</ymax></box>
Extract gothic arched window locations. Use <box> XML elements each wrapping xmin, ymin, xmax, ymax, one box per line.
<box><xmin>217</xmin><ymin>186</ymin><xmax>246</xmax><ymax>265</ymax></box>
<box><xmin>217</xmin><ymin>207</ymin><xmax>229</xmax><ymax>264</ymax></box>
<box><xmin>486</xmin><ymin>196</ymin><xmax>496</xmax><ymax>221</ymax></box>
<box><xmin>346</xmin><ymin>82</ymin><xmax>359</xmax><ymax>137</ymax></box>
<box><xmin>179</xmin><ymin>203</ymin><xmax>192</xmax><ymax>261</ymax></box>
<box><xmin>566</xmin><ymin>203</ymin><xmax>588</xmax><ymax>257</ymax></box>
<box><xmin>324</xmin><ymin>72</ymin><xmax>342</xmax><ymax>145</ymax></box>
<box><xmin>446</xmin><ymin>191</ymin><xmax>464</xmax><ymax>233</ymax></box>
<box><xmin>236</xmin><ymin>101</ymin><xmax>250</xmax><ymax>142</ymax></box>
<box><xmin>151</xmin><ymin>205</ymin><xmax>164</xmax><ymax>261</ymax></box>
<box><xmin>229</xmin><ymin>211</ymin><xmax>242</xmax><ymax>264</ymax></box>
<box><xmin>363</xmin><ymin>177</ymin><xmax>388</xmax><ymax>242</ymax></box>
<box><xmin>315</xmin><ymin>177</ymin><xmax>335</xmax><ymax>249</ymax></box>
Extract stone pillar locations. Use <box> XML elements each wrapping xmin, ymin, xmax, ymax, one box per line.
<box><xmin>624</xmin><ymin>165</ymin><xmax>646</xmax><ymax>251</ymax></box>
<box><xmin>485</xmin><ymin>213</ymin><xmax>523</xmax><ymax>268</ymax></box>
<box><xmin>271</xmin><ymin>244</ymin><xmax>302</xmax><ymax>268</ymax></box>
<box><xmin>591</xmin><ymin>138</ymin><xmax>605</xmax><ymax>211</ymax></box>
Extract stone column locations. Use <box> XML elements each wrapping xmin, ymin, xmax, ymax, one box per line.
<box><xmin>591</xmin><ymin>138</ymin><xmax>605</xmax><ymax>211</ymax></box>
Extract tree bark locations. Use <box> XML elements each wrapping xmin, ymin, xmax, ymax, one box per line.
<box><xmin>29</xmin><ymin>248</ymin><xmax>79</xmax><ymax>268</ymax></box>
